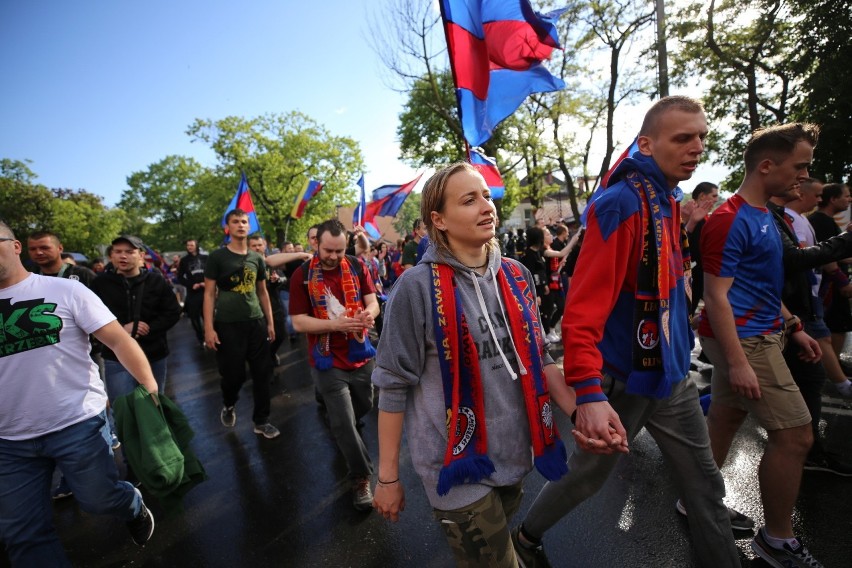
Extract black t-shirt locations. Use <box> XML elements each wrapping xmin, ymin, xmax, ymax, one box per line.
<box><xmin>520</xmin><ymin>247</ymin><xmax>547</xmax><ymax>295</ymax></box>
<box><xmin>808</xmin><ymin>211</ymin><xmax>841</xmax><ymax>243</ymax></box>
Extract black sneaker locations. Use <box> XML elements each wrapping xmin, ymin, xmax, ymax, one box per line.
<box><xmin>675</xmin><ymin>498</ymin><xmax>755</xmax><ymax>531</ymax></box>
<box><xmin>751</xmin><ymin>527</ymin><xmax>823</xmax><ymax>568</ymax></box>
<box><xmin>220</xmin><ymin>406</ymin><xmax>236</xmax><ymax>428</ymax></box>
<box><xmin>126</xmin><ymin>488</ymin><xmax>155</xmax><ymax>546</ymax></box>
<box><xmin>804</xmin><ymin>454</ymin><xmax>852</xmax><ymax>477</ymax></box>
<box><xmin>51</xmin><ymin>477</ymin><xmax>73</xmax><ymax>500</ymax></box>
<box><xmin>352</xmin><ymin>477</ymin><xmax>373</xmax><ymax>512</ymax></box>
<box><xmin>253</xmin><ymin>423</ymin><xmax>281</xmax><ymax>439</ymax></box>
<box><xmin>511</xmin><ymin>526</ymin><xmax>552</xmax><ymax>568</ymax></box>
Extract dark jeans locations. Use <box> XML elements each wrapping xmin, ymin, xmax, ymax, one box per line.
<box><xmin>0</xmin><ymin>412</ymin><xmax>140</xmax><ymax>567</ymax></box>
<box><xmin>214</xmin><ymin>319</ymin><xmax>272</xmax><ymax>425</ymax></box>
<box><xmin>783</xmin><ymin>340</ymin><xmax>827</xmax><ymax>455</ymax></box>
<box><xmin>184</xmin><ymin>291</ymin><xmax>205</xmax><ymax>343</ymax></box>
<box><xmin>268</xmin><ymin>310</ymin><xmax>287</xmax><ymax>360</ymax></box>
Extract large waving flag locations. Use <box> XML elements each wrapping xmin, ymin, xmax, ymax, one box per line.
<box><xmin>221</xmin><ymin>172</ymin><xmax>261</xmax><ymax>238</ymax></box>
<box><xmin>290</xmin><ymin>179</ymin><xmax>324</xmax><ymax>219</ymax></box>
<box><xmin>468</xmin><ymin>149</ymin><xmax>506</xmax><ymax>199</ymax></box>
<box><xmin>440</xmin><ymin>0</ymin><xmax>566</xmax><ymax>147</ymax></box>
<box><xmin>352</xmin><ymin>174</ymin><xmax>366</xmax><ymax>227</ymax></box>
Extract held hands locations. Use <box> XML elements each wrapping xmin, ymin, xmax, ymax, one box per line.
<box><xmin>373</xmin><ymin>480</ymin><xmax>405</xmax><ymax>522</ymax></box>
<box><xmin>571</xmin><ymin>401</ymin><xmax>629</xmax><ymax>454</ymax></box>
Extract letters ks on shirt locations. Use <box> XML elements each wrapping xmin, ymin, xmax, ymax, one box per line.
<box><xmin>0</xmin><ymin>298</ymin><xmax>64</xmax><ymax>357</ymax></box>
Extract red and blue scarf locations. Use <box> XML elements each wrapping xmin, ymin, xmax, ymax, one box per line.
<box><xmin>307</xmin><ymin>256</ymin><xmax>376</xmax><ymax>370</ymax></box>
<box><xmin>626</xmin><ymin>170</ymin><xmax>691</xmax><ymax>398</ymax></box>
<box><xmin>431</xmin><ymin>259</ymin><xmax>567</xmax><ymax>496</ymax></box>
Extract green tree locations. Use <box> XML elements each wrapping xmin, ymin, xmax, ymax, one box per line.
<box><xmin>187</xmin><ymin>112</ymin><xmax>364</xmax><ymax>248</ymax></box>
<box><xmin>788</xmin><ymin>0</ymin><xmax>852</xmax><ymax>181</ymax></box>
<box><xmin>49</xmin><ymin>188</ymin><xmax>125</xmax><ymax>257</ymax></box>
<box><xmin>670</xmin><ymin>0</ymin><xmax>797</xmax><ymax>184</ymax></box>
<box><xmin>392</xmin><ymin>192</ymin><xmax>422</xmax><ymax>238</ymax></box>
<box><xmin>119</xmin><ymin>155</ymin><xmax>224</xmax><ymax>251</ymax></box>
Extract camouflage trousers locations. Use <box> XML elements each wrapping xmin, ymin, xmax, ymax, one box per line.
<box><xmin>433</xmin><ymin>482</ymin><xmax>523</xmax><ymax>567</ymax></box>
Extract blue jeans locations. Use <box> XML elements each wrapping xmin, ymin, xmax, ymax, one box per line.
<box><xmin>279</xmin><ymin>289</ymin><xmax>295</xmax><ymax>335</ymax></box>
<box><xmin>0</xmin><ymin>412</ymin><xmax>141</xmax><ymax>567</ymax></box>
<box><xmin>104</xmin><ymin>357</ymin><xmax>167</xmax><ymax>403</ymax></box>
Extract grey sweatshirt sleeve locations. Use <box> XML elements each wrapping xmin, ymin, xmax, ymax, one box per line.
<box><xmin>371</xmin><ymin>267</ymin><xmax>431</xmax><ymax>412</ymax></box>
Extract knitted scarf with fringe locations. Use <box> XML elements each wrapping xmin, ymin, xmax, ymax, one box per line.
<box><xmin>431</xmin><ymin>259</ymin><xmax>568</xmax><ymax>496</ymax></box>
<box><xmin>626</xmin><ymin>170</ymin><xmax>692</xmax><ymax>398</ymax></box>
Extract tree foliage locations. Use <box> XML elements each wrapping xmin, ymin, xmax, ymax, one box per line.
<box><xmin>187</xmin><ymin>112</ymin><xmax>364</xmax><ymax>248</ymax></box>
<box><xmin>0</xmin><ymin>161</ymin><xmax>124</xmax><ymax>258</ymax></box>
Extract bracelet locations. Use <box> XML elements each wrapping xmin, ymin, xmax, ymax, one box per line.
<box><xmin>377</xmin><ymin>478</ymin><xmax>399</xmax><ymax>485</ymax></box>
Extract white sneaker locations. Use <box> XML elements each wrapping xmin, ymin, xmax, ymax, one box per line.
<box><xmin>545</xmin><ymin>331</ymin><xmax>561</xmax><ymax>344</ymax></box>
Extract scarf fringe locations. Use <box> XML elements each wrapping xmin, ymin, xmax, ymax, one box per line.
<box><xmin>534</xmin><ymin>440</ymin><xmax>569</xmax><ymax>481</ymax></box>
<box><xmin>348</xmin><ymin>336</ymin><xmax>376</xmax><ymax>362</ymax></box>
<box><xmin>625</xmin><ymin>369</ymin><xmax>677</xmax><ymax>399</ymax></box>
<box><xmin>312</xmin><ymin>342</ymin><xmax>334</xmax><ymax>371</ymax></box>
<box><xmin>437</xmin><ymin>456</ymin><xmax>496</xmax><ymax>496</ymax></box>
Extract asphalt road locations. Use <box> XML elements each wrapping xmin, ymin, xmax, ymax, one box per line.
<box><xmin>3</xmin><ymin>318</ymin><xmax>851</xmax><ymax>567</ymax></box>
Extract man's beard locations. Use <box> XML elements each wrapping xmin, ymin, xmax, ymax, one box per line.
<box><xmin>320</xmin><ymin>257</ymin><xmax>340</xmax><ymax>270</ymax></box>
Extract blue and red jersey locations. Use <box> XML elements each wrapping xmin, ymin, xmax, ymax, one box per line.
<box><xmin>697</xmin><ymin>194</ymin><xmax>784</xmax><ymax>338</ymax></box>
<box><xmin>564</xmin><ymin>154</ymin><xmax>692</xmax><ymax>404</ymax></box>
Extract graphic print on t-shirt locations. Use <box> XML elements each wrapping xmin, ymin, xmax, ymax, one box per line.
<box><xmin>0</xmin><ymin>298</ymin><xmax>64</xmax><ymax>357</ymax></box>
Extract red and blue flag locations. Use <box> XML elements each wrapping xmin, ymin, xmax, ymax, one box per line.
<box><xmin>581</xmin><ymin>137</ymin><xmax>640</xmax><ymax>226</ymax></box>
<box><xmin>221</xmin><ymin>172</ymin><xmax>261</xmax><ymax>239</ymax></box>
<box><xmin>291</xmin><ymin>179</ymin><xmax>324</xmax><ymax>219</ymax></box>
<box><xmin>440</xmin><ymin>0</ymin><xmax>566</xmax><ymax>147</ymax></box>
<box><xmin>353</xmin><ymin>174</ymin><xmax>366</xmax><ymax>228</ymax></box>
<box><xmin>468</xmin><ymin>149</ymin><xmax>505</xmax><ymax>199</ymax></box>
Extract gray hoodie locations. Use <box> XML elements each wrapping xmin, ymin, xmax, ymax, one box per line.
<box><xmin>372</xmin><ymin>243</ymin><xmax>555</xmax><ymax>511</ymax></box>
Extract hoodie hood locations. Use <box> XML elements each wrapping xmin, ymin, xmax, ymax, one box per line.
<box><xmin>608</xmin><ymin>152</ymin><xmax>683</xmax><ymax>202</ymax></box>
<box><xmin>420</xmin><ymin>241</ymin><xmax>503</xmax><ymax>279</ymax></box>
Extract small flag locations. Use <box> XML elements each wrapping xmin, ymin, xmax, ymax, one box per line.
<box><xmin>353</xmin><ymin>174</ymin><xmax>366</xmax><ymax>228</ymax></box>
<box><xmin>468</xmin><ymin>149</ymin><xmax>505</xmax><ymax>199</ymax></box>
<box><xmin>291</xmin><ymin>179</ymin><xmax>324</xmax><ymax>219</ymax></box>
<box><xmin>221</xmin><ymin>172</ymin><xmax>261</xmax><ymax>239</ymax></box>
<box><xmin>581</xmin><ymin>137</ymin><xmax>640</xmax><ymax>226</ymax></box>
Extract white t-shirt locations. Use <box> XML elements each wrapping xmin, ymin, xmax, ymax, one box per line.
<box><xmin>0</xmin><ymin>273</ymin><xmax>115</xmax><ymax>440</ymax></box>
<box><xmin>786</xmin><ymin>208</ymin><xmax>822</xmax><ymax>297</ymax></box>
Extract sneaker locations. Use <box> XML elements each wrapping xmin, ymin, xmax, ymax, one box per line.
<box><xmin>352</xmin><ymin>477</ymin><xmax>373</xmax><ymax>511</ymax></box>
<box><xmin>675</xmin><ymin>499</ymin><xmax>755</xmax><ymax>531</ymax></box>
<box><xmin>804</xmin><ymin>454</ymin><xmax>852</xmax><ymax>477</ymax></box>
<box><xmin>51</xmin><ymin>477</ymin><xmax>73</xmax><ymax>500</ymax></box>
<box><xmin>511</xmin><ymin>526</ymin><xmax>552</xmax><ymax>568</ymax></box>
<box><xmin>110</xmin><ymin>432</ymin><xmax>122</xmax><ymax>450</ymax></box>
<box><xmin>832</xmin><ymin>380</ymin><xmax>852</xmax><ymax>399</ymax></box>
<box><xmin>220</xmin><ymin>406</ymin><xmax>236</xmax><ymax>428</ymax></box>
<box><xmin>545</xmin><ymin>331</ymin><xmax>561</xmax><ymax>344</ymax></box>
<box><xmin>253</xmin><ymin>423</ymin><xmax>280</xmax><ymax>439</ymax></box>
<box><xmin>751</xmin><ymin>527</ymin><xmax>823</xmax><ymax>568</ymax></box>
<box><xmin>126</xmin><ymin>487</ymin><xmax>155</xmax><ymax>546</ymax></box>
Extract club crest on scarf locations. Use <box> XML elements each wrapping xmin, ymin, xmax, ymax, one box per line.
<box><xmin>637</xmin><ymin>318</ymin><xmax>660</xmax><ymax>349</ymax></box>
<box><xmin>446</xmin><ymin>407</ymin><xmax>477</xmax><ymax>456</ymax></box>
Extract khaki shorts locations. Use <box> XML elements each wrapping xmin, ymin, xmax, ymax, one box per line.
<box><xmin>700</xmin><ymin>333</ymin><xmax>811</xmax><ymax>431</ymax></box>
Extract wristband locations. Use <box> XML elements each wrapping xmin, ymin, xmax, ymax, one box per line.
<box><xmin>377</xmin><ymin>478</ymin><xmax>399</xmax><ymax>485</ymax></box>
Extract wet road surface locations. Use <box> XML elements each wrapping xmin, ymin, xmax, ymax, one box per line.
<box><xmin>3</xmin><ymin>319</ymin><xmax>851</xmax><ymax>567</ymax></box>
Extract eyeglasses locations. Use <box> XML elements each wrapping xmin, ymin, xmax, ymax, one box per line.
<box><xmin>0</xmin><ymin>237</ymin><xmax>15</xmax><ymax>243</ymax></box>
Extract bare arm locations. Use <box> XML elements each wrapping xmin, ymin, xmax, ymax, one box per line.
<box><xmin>93</xmin><ymin>321</ymin><xmax>158</xmax><ymax>394</ymax></box>
<box><xmin>203</xmin><ymin>277</ymin><xmax>219</xmax><ymax>349</ymax></box>
<box><xmin>703</xmin><ymin>273</ymin><xmax>760</xmax><ymax>399</ymax></box>
<box><xmin>256</xmin><ymin>279</ymin><xmax>275</xmax><ymax>342</ymax></box>
<box><xmin>265</xmin><ymin>251</ymin><xmax>311</xmax><ymax>269</ymax></box>
<box><xmin>373</xmin><ymin>409</ymin><xmax>406</xmax><ymax>521</ymax></box>
<box><xmin>544</xmin><ymin>363</ymin><xmax>576</xmax><ymax>417</ymax></box>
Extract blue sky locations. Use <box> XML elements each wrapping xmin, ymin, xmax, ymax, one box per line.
<box><xmin>0</xmin><ymin>0</ymin><xmax>418</xmax><ymax>206</ymax></box>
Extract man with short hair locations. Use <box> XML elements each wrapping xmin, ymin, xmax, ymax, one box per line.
<box><xmin>204</xmin><ymin>209</ymin><xmax>280</xmax><ymax>440</ymax></box>
<box><xmin>513</xmin><ymin>96</ymin><xmax>741</xmax><ymax>568</ymax></box>
<box><xmin>289</xmin><ymin>219</ymin><xmax>379</xmax><ymax>511</ymax></box>
<box><xmin>684</xmin><ymin>182</ymin><xmax>719</xmax><ymax>313</ymax></box>
<box><xmin>0</xmin><ymin>222</ymin><xmax>157</xmax><ymax>564</ymax></box>
<box><xmin>177</xmin><ymin>239</ymin><xmax>207</xmax><ymax>347</ymax></box>
<box><xmin>92</xmin><ymin>235</ymin><xmax>181</xmax><ymax>403</ymax></box>
<box><xmin>401</xmin><ymin>219</ymin><xmax>426</xmax><ymax>270</ymax></box>
<box><xmin>27</xmin><ymin>231</ymin><xmax>96</xmax><ymax>286</ymax></box>
<box><xmin>699</xmin><ymin>122</ymin><xmax>826</xmax><ymax>567</ymax></box>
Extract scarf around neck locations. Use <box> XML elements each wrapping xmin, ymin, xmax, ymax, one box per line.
<box><xmin>431</xmin><ymin>259</ymin><xmax>567</xmax><ymax>496</ymax></box>
<box><xmin>626</xmin><ymin>170</ymin><xmax>692</xmax><ymax>398</ymax></box>
<box><xmin>307</xmin><ymin>255</ymin><xmax>375</xmax><ymax>370</ymax></box>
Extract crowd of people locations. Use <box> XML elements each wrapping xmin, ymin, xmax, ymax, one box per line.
<box><xmin>2</xmin><ymin>96</ymin><xmax>851</xmax><ymax>568</ymax></box>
